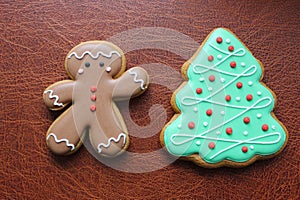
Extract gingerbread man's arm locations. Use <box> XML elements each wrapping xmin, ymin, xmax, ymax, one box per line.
<box><xmin>112</xmin><ymin>67</ymin><xmax>149</xmax><ymax>101</ymax></box>
<box><xmin>43</xmin><ymin>80</ymin><xmax>75</xmax><ymax>111</ymax></box>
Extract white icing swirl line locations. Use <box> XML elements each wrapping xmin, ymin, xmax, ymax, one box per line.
<box><xmin>44</xmin><ymin>90</ymin><xmax>64</xmax><ymax>107</ymax></box>
<box><xmin>46</xmin><ymin>133</ymin><xmax>75</xmax><ymax>151</ymax></box>
<box><xmin>68</xmin><ymin>50</ymin><xmax>121</xmax><ymax>60</ymax></box>
<box><xmin>129</xmin><ymin>69</ymin><xmax>145</xmax><ymax>90</ymax></box>
<box><xmin>97</xmin><ymin>133</ymin><xmax>126</xmax><ymax>153</ymax></box>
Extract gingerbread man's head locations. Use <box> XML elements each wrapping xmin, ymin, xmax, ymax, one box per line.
<box><xmin>65</xmin><ymin>41</ymin><xmax>126</xmax><ymax>80</ymax></box>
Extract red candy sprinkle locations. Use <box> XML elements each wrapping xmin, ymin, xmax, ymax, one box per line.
<box><xmin>208</xmin><ymin>142</ymin><xmax>215</xmax><ymax>149</ymax></box>
<box><xmin>208</xmin><ymin>55</ymin><xmax>214</xmax><ymax>61</ymax></box>
<box><xmin>216</xmin><ymin>37</ymin><xmax>223</xmax><ymax>43</ymax></box>
<box><xmin>226</xmin><ymin>127</ymin><xmax>233</xmax><ymax>135</ymax></box>
<box><xmin>244</xmin><ymin>117</ymin><xmax>250</xmax><ymax>124</ymax></box>
<box><xmin>246</xmin><ymin>94</ymin><xmax>253</xmax><ymax>101</ymax></box>
<box><xmin>228</xmin><ymin>46</ymin><xmax>234</xmax><ymax>51</ymax></box>
<box><xmin>236</xmin><ymin>82</ymin><xmax>243</xmax><ymax>89</ymax></box>
<box><xmin>90</xmin><ymin>86</ymin><xmax>97</xmax><ymax>93</ymax></box>
<box><xmin>91</xmin><ymin>94</ymin><xmax>97</xmax><ymax>101</ymax></box>
<box><xmin>242</xmin><ymin>146</ymin><xmax>248</xmax><ymax>153</ymax></box>
<box><xmin>206</xmin><ymin>109</ymin><xmax>213</xmax><ymax>116</ymax></box>
<box><xmin>225</xmin><ymin>95</ymin><xmax>231</xmax><ymax>101</ymax></box>
<box><xmin>209</xmin><ymin>75</ymin><xmax>215</xmax><ymax>82</ymax></box>
<box><xmin>196</xmin><ymin>88</ymin><xmax>202</xmax><ymax>94</ymax></box>
<box><xmin>188</xmin><ymin>122</ymin><xmax>195</xmax><ymax>129</ymax></box>
<box><xmin>262</xmin><ymin>124</ymin><xmax>269</xmax><ymax>131</ymax></box>
<box><xmin>230</xmin><ymin>61</ymin><xmax>236</xmax><ymax>68</ymax></box>
<box><xmin>90</xmin><ymin>105</ymin><xmax>96</xmax><ymax>112</ymax></box>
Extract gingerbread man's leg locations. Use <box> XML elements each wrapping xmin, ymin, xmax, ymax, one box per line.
<box><xmin>46</xmin><ymin>107</ymin><xmax>86</xmax><ymax>155</ymax></box>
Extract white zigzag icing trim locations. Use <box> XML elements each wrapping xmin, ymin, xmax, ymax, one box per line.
<box><xmin>67</xmin><ymin>50</ymin><xmax>121</xmax><ymax>59</ymax></box>
<box><xmin>44</xmin><ymin>90</ymin><xmax>64</xmax><ymax>107</ymax></box>
<box><xmin>97</xmin><ymin>133</ymin><xmax>126</xmax><ymax>153</ymax></box>
<box><xmin>46</xmin><ymin>133</ymin><xmax>75</xmax><ymax>151</ymax></box>
<box><xmin>129</xmin><ymin>69</ymin><xmax>145</xmax><ymax>90</ymax></box>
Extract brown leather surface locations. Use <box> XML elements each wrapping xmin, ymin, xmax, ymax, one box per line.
<box><xmin>0</xmin><ymin>0</ymin><xmax>299</xmax><ymax>199</ymax></box>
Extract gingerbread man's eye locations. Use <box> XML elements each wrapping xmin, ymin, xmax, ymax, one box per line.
<box><xmin>99</xmin><ymin>62</ymin><xmax>104</xmax><ymax>67</ymax></box>
<box><xmin>85</xmin><ymin>62</ymin><xmax>90</xmax><ymax>67</ymax></box>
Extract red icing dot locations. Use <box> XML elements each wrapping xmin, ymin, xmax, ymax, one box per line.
<box><xmin>90</xmin><ymin>105</ymin><xmax>96</xmax><ymax>112</ymax></box>
<box><xmin>208</xmin><ymin>142</ymin><xmax>215</xmax><ymax>149</ymax></box>
<box><xmin>208</xmin><ymin>55</ymin><xmax>214</xmax><ymax>61</ymax></box>
<box><xmin>230</xmin><ymin>61</ymin><xmax>236</xmax><ymax>68</ymax></box>
<box><xmin>244</xmin><ymin>117</ymin><xmax>250</xmax><ymax>124</ymax></box>
<box><xmin>91</xmin><ymin>94</ymin><xmax>97</xmax><ymax>101</ymax></box>
<box><xmin>262</xmin><ymin>124</ymin><xmax>269</xmax><ymax>131</ymax></box>
<box><xmin>236</xmin><ymin>82</ymin><xmax>243</xmax><ymax>89</ymax></box>
<box><xmin>216</xmin><ymin>37</ymin><xmax>223</xmax><ymax>43</ymax></box>
<box><xmin>226</xmin><ymin>127</ymin><xmax>233</xmax><ymax>135</ymax></box>
<box><xmin>225</xmin><ymin>95</ymin><xmax>231</xmax><ymax>101</ymax></box>
<box><xmin>196</xmin><ymin>88</ymin><xmax>202</xmax><ymax>94</ymax></box>
<box><xmin>206</xmin><ymin>109</ymin><xmax>213</xmax><ymax>116</ymax></box>
<box><xmin>188</xmin><ymin>122</ymin><xmax>195</xmax><ymax>129</ymax></box>
<box><xmin>242</xmin><ymin>146</ymin><xmax>248</xmax><ymax>153</ymax></box>
<box><xmin>209</xmin><ymin>75</ymin><xmax>215</xmax><ymax>82</ymax></box>
<box><xmin>90</xmin><ymin>86</ymin><xmax>97</xmax><ymax>93</ymax></box>
<box><xmin>246</xmin><ymin>94</ymin><xmax>253</xmax><ymax>101</ymax></box>
<box><xmin>228</xmin><ymin>46</ymin><xmax>234</xmax><ymax>51</ymax></box>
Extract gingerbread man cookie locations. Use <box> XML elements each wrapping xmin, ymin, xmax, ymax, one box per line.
<box><xmin>43</xmin><ymin>41</ymin><xmax>149</xmax><ymax>157</ymax></box>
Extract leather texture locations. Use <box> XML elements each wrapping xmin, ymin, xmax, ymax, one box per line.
<box><xmin>0</xmin><ymin>0</ymin><xmax>299</xmax><ymax>199</ymax></box>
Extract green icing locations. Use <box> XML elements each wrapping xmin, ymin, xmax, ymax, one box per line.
<box><xmin>163</xmin><ymin>28</ymin><xmax>287</xmax><ymax>164</ymax></box>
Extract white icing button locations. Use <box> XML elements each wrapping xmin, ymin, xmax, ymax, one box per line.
<box><xmin>236</xmin><ymin>97</ymin><xmax>241</xmax><ymax>101</ymax></box>
<box><xmin>203</xmin><ymin>122</ymin><xmax>208</xmax><ymax>127</ymax></box>
<box><xmin>243</xmin><ymin>131</ymin><xmax>248</xmax><ymax>136</ymax></box>
<box><xmin>220</xmin><ymin>111</ymin><xmax>225</xmax><ymax>115</ymax></box>
<box><xmin>226</xmin><ymin>38</ymin><xmax>231</xmax><ymax>44</ymax></box>
<box><xmin>250</xmin><ymin>145</ymin><xmax>254</xmax><ymax>150</ymax></box>
<box><xmin>220</xmin><ymin>78</ymin><xmax>225</xmax><ymax>83</ymax></box>
<box><xmin>177</xmin><ymin>124</ymin><xmax>182</xmax><ymax>129</ymax></box>
<box><xmin>217</xmin><ymin>54</ymin><xmax>222</xmax><ymax>60</ymax></box>
<box><xmin>216</xmin><ymin>131</ymin><xmax>221</xmax><ymax>135</ymax></box>
<box><xmin>208</xmin><ymin>87</ymin><xmax>213</xmax><ymax>91</ymax></box>
<box><xmin>256</xmin><ymin>113</ymin><xmax>262</xmax><ymax>119</ymax></box>
<box><xmin>241</xmin><ymin>62</ymin><xmax>246</xmax><ymax>67</ymax></box>
<box><xmin>196</xmin><ymin>141</ymin><xmax>201</xmax><ymax>146</ymax></box>
<box><xmin>78</xmin><ymin>68</ymin><xmax>84</xmax><ymax>74</ymax></box>
<box><xmin>248</xmin><ymin>81</ymin><xmax>253</xmax><ymax>86</ymax></box>
<box><xmin>193</xmin><ymin>107</ymin><xmax>198</xmax><ymax>112</ymax></box>
<box><xmin>199</xmin><ymin>77</ymin><xmax>205</xmax><ymax>82</ymax></box>
<box><xmin>271</xmin><ymin>125</ymin><xmax>276</xmax><ymax>130</ymax></box>
<box><xmin>257</xmin><ymin>91</ymin><xmax>262</xmax><ymax>96</ymax></box>
<box><xmin>106</xmin><ymin>67</ymin><xmax>111</xmax><ymax>72</ymax></box>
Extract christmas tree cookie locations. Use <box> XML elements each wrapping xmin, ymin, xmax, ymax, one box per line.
<box><xmin>161</xmin><ymin>28</ymin><xmax>288</xmax><ymax>168</ymax></box>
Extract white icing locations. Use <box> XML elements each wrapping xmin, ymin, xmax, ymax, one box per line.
<box><xmin>257</xmin><ymin>91</ymin><xmax>262</xmax><ymax>96</ymax></box>
<box><xmin>220</xmin><ymin>78</ymin><xmax>225</xmax><ymax>83</ymax></box>
<box><xmin>193</xmin><ymin>107</ymin><xmax>198</xmax><ymax>112</ymax></box>
<box><xmin>248</xmin><ymin>81</ymin><xmax>253</xmax><ymax>86</ymax></box>
<box><xmin>256</xmin><ymin>113</ymin><xmax>262</xmax><ymax>118</ymax></box>
<box><xmin>250</xmin><ymin>145</ymin><xmax>254</xmax><ymax>150</ymax></box>
<box><xmin>196</xmin><ymin>141</ymin><xmax>201</xmax><ymax>145</ymax></box>
<box><xmin>106</xmin><ymin>67</ymin><xmax>111</xmax><ymax>72</ymax></box>
<box><xmin>46</xmin><ymin>133</ymin><xmax>75</xmax><ymax>151</ymax></box>
<box><xmin>272</xmin><ymin>125</ymin><xmax>276</xmax><ymax>130</ymax></box>
<box><xmin>220</xmin><ymin>111</ymin><xmax>225</xmax><ymax>115</ymax></box>
<box><xmin>217</xmin><ymin>54</ymin><xmax>222</xmax><ymax>59</ymax></box>
<box><xmin>241</xmin><ymin>62</ymin><xmax>246</xmax><ymax>67</ymax></box>
<box><xmin>236</xmin><ymin>97</ymin><xmax>241</xmax><ymax>101</ymax></box>
<box><xmin>97</xmin><ymin>133</ymin><xmax>126</xmax><ymax>153</ymax></box>
<box><xmin>216</xmin><ymin>131</ymin><xmax>221</xmax><ymax>135</ymax></box>
<box><xmin>68</xmin><ymin>50</ymin><xmax>121</xmax><ymax>59</ymax></box>
<box><xmin>44</xmin><ymin>90</ymin><xmax>64</xmax><ymax>107</ymax></box>
<box><xmin>177</xmin><ymin>124</ymin><xmax>182</xmax><ymax>129</ymax></box>
<box><xmin>129</xmin><ymin>69</ymin><xmax>145</xmax><ymax>90</ymax></box>
<box><xmin>243</xmin><ymin>131</ymin><xmax>248</xmax><ymax>136</ymax></box>
<box><xmin>199</xmin><ymin>77</ymin><xmax>205</xmax><ymax>82</ymax></box>
<box><xmin>208</xmin><ymin>87</ymin><xmax>213</xmax><ymax>91</ymax></box>
<box><xmin>226</xmin><ymin>38</ymin><xmax>231</xmax><ymax>43</ymax></box>
<box><xmin>203</xmin><ymin>122</ymin><xmax>208</xmax><ymax>127</ymax></box>
<box><xmin>78</xmin><ymin>68</ymin><xmax>84</xmax><ymax>74</ymax></box>
<box><xmin>170</xmin><ymin>132</ymin><xmax>281</xmax><ymax>159</ymax></box>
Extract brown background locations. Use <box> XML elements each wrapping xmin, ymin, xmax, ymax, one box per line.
<box><xmin>0</xmin><ymin>0</ymin><xmax>299</xmax><ymax>199</ymax></box>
